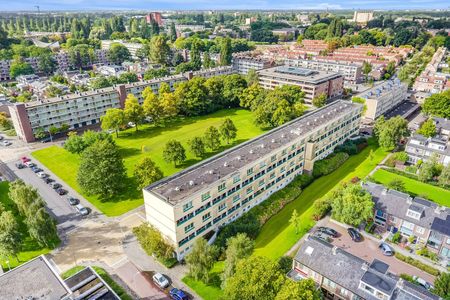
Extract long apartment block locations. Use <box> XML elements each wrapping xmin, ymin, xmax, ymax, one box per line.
<box><xmin>358</xmin><ymin>78</ymin><xmax>408</xmax><ymax>121</ymax></box>
<box><xmin>232</xmin><ymin>53</ymin><xmax>275</xmax><ymax>75</ymax></box>
<box><xmin>9</xmin><ymin>66</ymin><xmax>234</xmax><ymax>142</ymax></box>
<box><xmin>257</xmin><ymin>66</ymin><xmax>344</xmax><ymax>104</ymax></box>
<box><xmin>143</xmin><ymin>100</ymin><xmax>363</xmax><ymax>260</ymax></box>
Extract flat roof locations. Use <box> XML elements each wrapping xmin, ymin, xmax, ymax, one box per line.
<box><xmin>0</xmin><ymin>255</ymin><xmax>70</xmax><ymax>300</ymax></box>
<box><xmin>360</xmin><ymin>79</ymin><xmax>406</xmax><ymax>101</ymax></box>
<box><xmin>146</xmin><ymin>100</ymin><xmax>361</xmax><ymax>205</ymax></box>
<box><xmin>258</xmin><ymin>66</ymin><xmax>342</xmax><ymax>84</ymax></box>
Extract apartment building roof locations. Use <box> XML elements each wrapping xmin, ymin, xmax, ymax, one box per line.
<box><xmin>258</xmin><ymin>66</ymin><xmax>342</xmax><ymax>84</ymax></box>
<box><xmin>363</xmin><ymin>182</ymin><xmax>449</xmax><ymax>232</ymax></box>
<box><xmin>434</xmin><ymin>117</ymin><xmax>450</xmax><ymax>132</ymax></box>
<box><xmin>146</xmin><ymin>100</ymin><xmax>361</xmax><ymax>204</ymax></box>
<box><xmin>359</xmin><ymin>79</ymin><xmax>406</xmax><ymax>100</ymax></box>
<box><xmin>292</xmin><ymin>58</ymin><xmax>361</xmax><ymax>68</ymax></box>
<box><xmin>407</xmin><ymin>134</ymin><xmax>450</xmax><ymax>156</ymax></box>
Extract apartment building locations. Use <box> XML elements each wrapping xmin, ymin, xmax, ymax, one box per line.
<box><xmin>96</xmin><ymin>64</ymin><xmax>126</xmax><ymax>77</ymax></box>
<box><xmin>285</xmin><ymin>58</ymin><xmax>363</xmax><ymax>84</ymax></box>
<box><xmin>358</xmin><ymin>79</ymin><xmax>408</xmax><ymax>121</ymax></box>
<box><xmin>406</xmin><ymin>117</ymin><xmax>450</xmax><ymax>166</ymax></box>
<box><xmin>143</xmin><ymin>101</ymin><xmax>363</xmax><ymax>260</ymax></box>
<box><xmin>10</xmin><ymin>67</ymin><xmax>234</xmax><ymax>142</ymax></box>
<box><xmin>232</xmin><ymin>53</ymin><xmax>275</xmax><ymax>74</ymax></box>
<box><xmin>257</xmin><ymin>66</ymin><xmax>344</xmax><ymax>104</ymax></box>
<box><xmin>0</xmin><ymin>57</ymin><xmax>39</xmax><ymax>82</ymax></box>
<box><xmin>101</xmin><ymin>40</ymin><xmax>144</xmax><ymax>60</ymax></box>
<box><xmin>351</xmin><ymin>11</ymin><xmax>375</xmax><ymax>25</ymax></box>
<box><xmin>146</xmin><ymin>12</ymin><xmax>163</xmax><ymax>26</ymax></box>
<box><xmin>364</xmin><ymin>182</ymin><xmax>450</xmax><ymax>260</ymax></box>
<box><xmin>413</xmin><ymin>47</ymin><xmax>448</xmax><ymax>94</ymax></box>
<box><xmin>289</xmin><ymin>236</ymin><xmax>440</xmax><ymax>300</ymax></box>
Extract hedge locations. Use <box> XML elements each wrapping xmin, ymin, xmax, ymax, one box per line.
<box><xmin>312</xmin><ymin>152</ymin><xmax>349</xmax><ymax>178</ymax></box>
<box><xmin>334</xmin><ymin>138</ymin><xmax>368</xmax><ymax>155</ymax></box>
<box><xmin>394</xmin><ymin>252</ymin><xmax>440</xmax><ymax>276</ymax></box>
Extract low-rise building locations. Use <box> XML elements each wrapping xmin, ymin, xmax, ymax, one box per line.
<box><xmin>101</xmin><ymin>40</ymin><xmax>144</xmax><ymax>60</ymax></box>
<box><xmin>257</xmin><ymin>66</ymin><xmax>344</xmax><ymax>104</ymax></box>
<box><xmin>96</xmin><ymin>64</ymin><xmax>126</xmax><ymax>77</ymax></box>
<box><xmin>143</xmin><ymin>100</ymin><xmax>362</xmax><ymax>260</ymax></box>
<box><xmin>232</xmin><ymin>53</ymin><xmax>275</xmax><ymax>74</ymax></box>
<box><xmin>364</xmin><ymin>181</ymin><xmax>450</xmax><ymax>260</ymax></box>
<box><xmin>289</xmin><ymin>236</ymin><xmax>441</xmax><ymax>300</ymax></box>
<box><xmin>413</xmin><ymin>47</ymin><xmax>448</xmax><ymax>94</ymax></box>
<box><xmin>358</xmin><ymin>79</ymin><xmax>408</xmax><ymax>121</ymax></box>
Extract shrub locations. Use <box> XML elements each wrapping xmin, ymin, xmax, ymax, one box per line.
<box><xmin>391</xmin><ymin>232</ymin><xmax>402</xmax><ymax>244</ymax></box>
<box><xmin>334</xmin><ymin>138</ymin><xmax>367</xmax><ymax>155</ymax></box>
<box><xmin>278</xmin><ymin>256</ymin><xmax>293</xmax><ymax>274</ymax></box>
<box><xmin>394</xmin><ymin>252</ymin><xmax>440</xmax><ymax>276</ymax></box>
<box><xmin>312</xmin><ymin>197</ymin><xmax>332</xmax><ymax>220</ymax></box>
<box><xmin>312</xmin><ymin>152</ymin><xmax>349</xmax><ymax>178</ymax></box>
<box><xmin>416</xmin><ymin>247</ymin><xmax>439</xmax><ymax>262</ymax></box>
<box><xmin>365</xmin><ymin>221</ymin><xmax>375</xmax><ymax>234</ymax></box>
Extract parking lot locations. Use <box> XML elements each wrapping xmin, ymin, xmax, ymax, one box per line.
<box><xmin>318</xmin><ymin>220</ymin><xmax>435</xmax><ymax>284</ymax></box>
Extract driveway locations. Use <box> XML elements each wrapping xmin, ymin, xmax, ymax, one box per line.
<box><xmin>321</xmin><ymin>220</ymin><xmax>436</xmax><ymax>283</ymax></box>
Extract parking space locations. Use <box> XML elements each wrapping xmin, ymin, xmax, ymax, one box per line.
<box><xmin>318</xmin><ymin>220</ymin><xmax>436</xmax><ymax>283</ymax></box>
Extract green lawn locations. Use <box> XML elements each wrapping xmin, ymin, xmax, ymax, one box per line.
<box><xmin>371</xmin><ymin>169</ymin><xmax>450</xmax><ymax>207</ymax></box>
<box><xmin>182</xmin><ymin>262</ymin><xmax>224</xmax><ymax>300</ymax></box>
<box><xmin>32</xmin><ymin>109</ymin><xmax>264</xmax><ymax>216</ymax></box>
<box><xmin>0</xmin><ymin>182</ymin><xmax>54</xmax><ymax>270</ymax></box>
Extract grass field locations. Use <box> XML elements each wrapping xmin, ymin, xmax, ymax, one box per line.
<box><xmin>372</xmin><ymin>169</ymin><xmax>450</xmax><ymax>207</ymax></box>
<box><xmin>32</xmin><ymin>109</ymin><xmax>264</xmax><ymax>216</ymax></box>
<box><xmin>0</xmin><ymin>182</ymin><xmax>54</xmax><ymax>270</ymax></box>
<box><xmin>183</xmin><ymin>140</ymin><xmax>389</xmax><ymax>300</ymax></box>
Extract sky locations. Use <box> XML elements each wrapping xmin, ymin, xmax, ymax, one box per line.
<box><xmin>0</xmin><ymin>0</ymin><xmax>449</xmax><ymax>11</ymax></box>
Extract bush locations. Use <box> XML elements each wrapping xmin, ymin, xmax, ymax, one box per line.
<box><xmin>365</xmin><ymin>221</ymin><xmax>375</xmax><ymax>234</ymax></box>
<box><xmin>278</xmin><ymin>256</ymin><xmax>293</xmax><ymax>274</ymax></box>
<box><xmin>391</xmin><ymin>232</ymin><xmax>402</xmax><ymax>244</ymax></box>
<box><xmin>313</xmin><ymin>152</ymin><xmax>349</xmax><ymax>178</ymax></box>
<box><xmin>312</xmin><ymin>197</ymin><xmax>332</xmax><ymax>220</ymax></box>
<box><xmin>335</xmin><ymin>138</ymin><xmax>368</xmax><ymax>155</ymax></box>
<box><xmin>394</xmin><ymin>252</ymin><xmax>440</xmax><ymax>276</ymax></box>
<box><xmin>416</xmin><ymin>247</ymin><xmax>439</xmax><ymax>262</ymax></box>
<box><xmin>133</xmin><ymin>223</ymin><xmax>176</xmax><ymax>266</ymax></box>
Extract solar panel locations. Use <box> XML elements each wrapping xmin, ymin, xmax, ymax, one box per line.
<box><xmin>275</xmin><ymin>66</ymin><xmax>315</xmax><ymax>76</ymax></box>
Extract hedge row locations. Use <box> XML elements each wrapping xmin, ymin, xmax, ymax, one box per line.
<box><xmin>312</xmin><ymin>152</ymin><xmax>349</xmax><ymax>178</ymax></box>
<box><xmin>394</xmin><ymin>252</ymin><xmax>440</xmax><ymax>276</ymax></box>
<box><xmin>334</xmin><ymin>138</ymin><xmax>368</xmax><ymax>155</ymax></box>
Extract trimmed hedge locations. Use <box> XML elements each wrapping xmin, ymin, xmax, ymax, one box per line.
<box><xmin>394</xmin><ymin>252</ymin><xmax>440</xmax><ymax>276</ymax></box>
<box><xmin>335</xmin><ymin>138</ymin><xmax>368</xmax><ymax>155</ymax></box>
<box><xmin>312</xmin><ymin>152</ymin><xmax>349</xmax><ymax>178</ymax></box>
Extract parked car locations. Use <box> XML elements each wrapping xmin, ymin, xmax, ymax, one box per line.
<box><xmin>50</xmin><ymin>182</ymin><xmax>61</xmax><ymax>189</ymax></box>
<box><xmin>41</xmin><ymin>137</ymin><xmax>51</xmax><ymax>143</ymax></box>
<box><xmin>21</xmin><ymin>156</ymin><xmax>30</xmax><ymax>163</ymax></box>
<box><xmin>37</xmin><ymin>172</ymin><xmax>48</xmax><ymax>178</ymax></box>
<box><xmin>412</xmin><ymin>276</ymin><xmax>433</xmax><ymax>290</ymax></box>
<box><xmin>152</xmin><ymin>273</ymin><xmax>169</xmax><ymax>289</ymax></box>
<box><xmin>347</xmin><ymin>228</ymin><xmax>362</xmax><ymax>242</ymax></box>
<box><xmin>43</xmin><ymin>177</ymin><xmax>54</xmax><ymax>184</ymax></box>
<box><xmin>2</xmin><ymin>140</ymin><xmax>11</xmax><ymax>146</ymax></box>
<box><xmin>379</xmin><ymin>242</ymin><xmax>394</xmax><ymax>256</ymax></box>
<box><xmin>67</xmin><ymin>197</ymin><xmax>79</xmax><ymax>205</ymax></box>
<box><xmin>31</xmin><ymin>166</ymin><xmax>42</xmax><ymax>173</ymax></box>
<box><xmin>317</xmin><ymin>226</ymin><xmax>339</xmax><ymax>238</ymax></box>
<box><xmin>312</xmin><ymin>231</ymin><xmax>332</xmax><ymax>242</ymax></box>
<box><xmin>169</xmin><ymin>288</ymin><xmax>189</xmax><ymax>300</ymax></box>
<box><xmin>55</xmin><ymin>188</ymin><xmax>67</xmax><ymax>195</ymax></box>
<box><xmin>75</xmin><ymin>204</ymin><xmax>89</xmax><ymax>216</ymax></box>
<box><xmin>24</xmin><ymin>161</ymin><xmax>35</xmax><ymax>167</ymax></box>
<box><xmin>15</xmin><ymin>162</ymin><xmax>25</xmax><ymax>169</ymax></box>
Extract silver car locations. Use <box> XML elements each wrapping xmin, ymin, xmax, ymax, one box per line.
<box><xmin>152</xmin><ymin>272</ymin><xmax>169</xmax><ymax>289</ymax></box>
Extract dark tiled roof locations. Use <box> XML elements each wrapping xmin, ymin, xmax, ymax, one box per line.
<box><xmin>431</xmin><ymin>215</ymin><xmax>450</xmax><ymax>236</ymax></box>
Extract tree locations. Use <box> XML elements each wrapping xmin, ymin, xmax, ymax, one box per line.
<box><xmin>417</xmin><ymin>118</ymin><xmax>436</xmax><ymax>138</ymax></box>
<box><xmin>418</xmin><ymin>155</ymin><xmax>440</xmax><ymax>182</ymax></box>
<box><xmin>290</xmin><ymin>209</ymin><xmax>301</xmax><ymax>234</ymax></box>
<box><xmin>133</xmin><ymin>157</ymin><xmax>164</xmax><ymax>190</ymax></box>
<box><xmin>203</xmin><ymin>52</ymin><xmax>213</xmax><ymax>68</ymax></box>
<box><xmin>163</xmin><ymin>139</ymin><xmax>186</xmax><ymax>167</ymax></box>
<box><xmin>118</xmin><ymin>72</ymin><xmax>138</xmax><ymax>84</ymax></box>
<box><xmin>133</xmin><ymin>223</ymin><xmax>174</xmax><ymax>261</ymax></box>
<box><xmin>142</xmin><ymin>87</ymin><xmax>162</xmax><ymax>124</ymax></box>
<box><xmin>188</xmin><ymin>136</ymin><xmax>206</xmax><ymax>158</ymax></box>
<box><xmin>175</xmin><ymin>77</ymin><xmax>210</xmax><ymax>116</ymax></box>
<box><xmin>25</xmin><ymin>207</ymin><xmax>57</xmax><ymax>248</ymax></box>
<box><xmin>439</xmin><ymin>164</ymin><xmax>450</xmax><ymax>187</ymax></box>
<box><xmin>222</xmin><ymin>233</ymin><xmax>254</xmax><ymax>285</ymax></box>
<box><xmin>204</xmin><ymin>126</ymin><xmax>221</xmax><ymax>151</ymax></box>
<box><xmin>185</xmin><ymin>238</ymin><xmax>218</xmax><ymax>283</ymax></box>
<box><xmin>374</xmin><ymin>116</ymin><xmax>409</xmax><ymax>150</ymax></box>
<box><xmin>0</xmin><ymin>211</ymin><xmax>22</xmax><ymax>261</ymax></box>
<box><xmin>149</xmin><ymin>35</ymin><xmax>170</xmax><ymax>65</ymax></box>
<box><xmin>37</xmin><ymin>52</ymin><xmax>56</xmax><ymax>75</ymax></box>
<box><xmin>124</xmin><ymin>94</ymin><xmax>144</xmax><ymax>131</ymax></box>
<box><xmin>331</xmin><ymin>184</ymin><xmax>374</xmax><ymax>227</ymax></box>
<box><xmin>432</xmin><ymin>272</ymin><xmax>450</xmax><ymax>300</ymax></box>
<box><xmin>77</xmin><ymin>139</ymin><xmax>127</xmax><ymax>198</ymax></box>
<box><xmin>219</xmin><ymin>118</ymin><xmax>237</xmax><ymax>144</ymax></box>
<box><xmin>239</xmin><ymin>83</ymin><xmax>265</xmax><ymax>110</ymax></box>
<box><xmin>422</xmin><ymin>90</ymin><xmax>450</xmax><ymax>118</ymax></box>
<box><xmin>63</xmin><ymin>131</ymin><xmax>86</xmax><ymax>154</ymax></box>
<box><xmin>220</xmin><ymin>37</ymin><xmax>232</xmax><ymax>66</ymax></box>
<box><xmin>386</xmin><ymin>179</ymin><xmax>406</xmax><ymax>192</ymax></box>
<box><xmin>362</xmin><ymin>61</ymin><xmax>372</xmax><ymax>81</ymax></box>
<box><xmin>246</xmin><ymin>69</ymin><xmax>259</xmax><ymax>86</ymax></box>
<box><xmin>108</xmin><ymin>43</ymin><xmax>131</xmax><ymax>64</ymax></box>
<box><xmin>223</xmin><ymin>256</ymin><xmax>285</xmax><ymax>300</ymax></box>
<box><xmin>190</xmin><ymin>40</ymin><xmax>202</xmax><ymax>70</ymax></box>
<box><xmin>275</xmin><ymin>279</ymin><xmax>322</xmax><ymax>300</ymax></box>
<box><xmin>223</xmin><ymin>74</ymin><xmax>248</xmax><ymax>107</ymax></box>
<box><xmin>312</xmin><ymin>93</ymin><xmax>327</xmax><ymax>108</ymax></box>
<box><xmin>9</xmin><ymin>57</ymin><xmax>34</xmax><ymax>78</ymax></box>
<box><xmin>101</xmin><ymin>108</ymin><xmax>125</xmax><ymax>137</ymax></box>
<box><xmin>160</xmin><ymin>92</ymin><xmax>178</xmax><ymax>119</ymax></box>
<box><xmin>8</xmin><ymin>180</ymin><xmax>42</xmax><ymax>217</ymax></box>
<box><xmin>169</xmin><ymin>22</ymin><xmax>177</xmax><ymax>42</ymax></box>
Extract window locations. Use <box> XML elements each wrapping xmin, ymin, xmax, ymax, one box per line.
<box><xmin>233</xmin><ymin>194</ymin><xmax>240</xmax><ymax>202</ymax></box>
<box><xmin>201</xmin><ymin>192</ymin><xmax>211</xmax><ymax>201</ymax></box>
<box><xmin>271</xmin><ymin>155</ymin><xmax>277</xmax><ymax>162</ymax></box>
<box><xmin>233</xmin><ymin>175</ymin><xmax>240</xmax><ymax>183</ymax></box>
<box><xmin>406</xmin><ymin>209</ymin><xmax>421</xmax><ymax>220</ymax></box>
<box><xmin>218</xmin><ymin>203</ymin><xmax>226</xmax><ymax>211</ymax></box>
<box><xmin>259</xmin><ymin>161</ymin><xmax>266</xmax><ymax>168</ymax></box>
<box><xmin>323</xmin><ymin>278</ymin><xmax>336</xmax><ymax>288</ymax></box>
<box><xmin>183</xmin><ymin>201</ymin><xmax>193</xmax><ymax>212</ymax></box>
<box><xmin>218</xmin><ymin>183</ymin><xmax>226</xmax><ymax>192</ymax></box>
<box><xmin>247</xmin><ymin>168</ymin><xmax>253</xmax><ymax>176</ymax></box>
<box><xmin>184</xmin><ymin>223</ymin><xmax>194</xmax><ymax>233</ymax></box>
<box><xmin>259</xmin><ymin>179</ymin><xmax>264</xmax><ymax>187</ymax></box>
<box><xmin>246</xmin><ymin>187</ymin><xmax>253</xmax><ymax>194</ymax></box>
<box><xmin>416</xmin><ymin>226</ymin><xmax>425</xmax><ymax>235</ymax></box>
<box><xmin>270</xmin><ymin>172</ymin><xmax>275</xmax><ymax>179</ymax></box>
<box><xmin>202</xmin><ymin>212</ymin><xmax>211</xmax><ymax>222</ymax></box>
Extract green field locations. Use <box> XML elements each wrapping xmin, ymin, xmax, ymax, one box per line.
<box><xmin>183</xmin><ymin>141</ymin><xmax>389</xmax><ymax>299</ymax></box>
<box><xmin>32</xmin><ymin>109</ymin><xmax>264</xmax><ymax>216</ymax></box>
<box><xmin>0</xmin><ymin>182</ymin><xmax>54</xmax><ymax>270</ymax></box>
<box><xmin>372</xmin><ymin>169</ymin><xmax>450</xmax><ymax>206</ymax></box>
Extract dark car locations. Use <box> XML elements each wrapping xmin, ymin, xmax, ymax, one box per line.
<box><xmin>169</xmin><ymin>288</ymin><xmax>189</xmax><ymax>300</ymax></box>
<box><xmin>51</xmin><ymin>182</ymin><xmax>61</xmax><ymax>189</ymax></box>
<box><xmin>317</xmin><ymin>226</ymin><xmax>339</xmax><ymax>238</ymax></box>
<box><xmin>347</xmin><ymin>228</ymin><xmax>362</xmax><ymax>242</ymax></box>
<box><xmin>43</xmin><ymin>177</ymin><xmax>54</xmax><ymax>184</ymax></box>
<box><xmin>15</xmin><ymin>162</ymin><xmax>25</xmax><ymax>169</ymax></box>
<box><xmin>67</xmin><ymin>197</ymin><xmax>79</xmax><ymax>205</ymax></box>
<box><xmin>31</xmin><ymin>166</ymin><xmax>42</xmax><ymax>173</ymax></box>
<box><xmin>56</xmin><ymin>188</ymin><xmax>67</xmax><ymax>195</ymax></box>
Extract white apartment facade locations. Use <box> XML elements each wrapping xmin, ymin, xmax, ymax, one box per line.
<box><xmin>358</xmin><ymin>79</ymin><xmax>408</xmax><ymax>121</ymax></box>
<box><xmin>144</xmin><ymin>100</ymin><xmax>363</xmax><ymax>260</ymax></box>
<box><xmin>101</xmin><ymin>40</ymin><xmax>144</xmax><ymax>60</ymax></box>
<box><xmin>232</xmin><ymin>55</ymin><xmax>275</xmax><ymax>75</ymax></box>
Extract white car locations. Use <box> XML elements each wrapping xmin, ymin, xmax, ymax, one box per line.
<box><xmin>75</xmin><ymin>204</ymin><xmax>89</xmax><ymax>216</ymax></box>
<box><xmin>1</xmin><ymin>140</ymin><xmax>11</xmax><ymax>146</ymax></box>
<box><xmin>37</xmin><ymin>172</ymin><xmax>48</xmax><ymax>178</ymax></box>
<box><xmin>24</xmin><ymin>161</ymin><xmax>35</xmax><ymax>167</ymax></box>
<box><xmin>152</xmin><ymin>273</ymin><xmax>169</xmax><ymax>289</ymax></box>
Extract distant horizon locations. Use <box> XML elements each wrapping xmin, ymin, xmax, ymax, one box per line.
<box><xmin>0</xmin><ymin>0</ymin><xmax>449</xmax><ymax>12</ymax></box>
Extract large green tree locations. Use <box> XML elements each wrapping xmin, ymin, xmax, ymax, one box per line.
<box><xmin>163</xmin><ymin>139</ymin><xmax>186</xmax><ymax>167</ymax></box>
<box><xmin>220</xmin><ymin>37</ymin><xmax>232</xmax><ymax>66</ymax></box>
<box><xmin>331</xmin><ymin>184</ymin><xmax>374</xmax><ymax>227</ymax></box>
<box><xmin>124</xmin><ymin>94</ymin><xmax>144</xmax><ymax>131</ymax></box>
<box><xmin>204</xmin><ymin>126</ymin><xmax>221</xmax><ymax>151</ymax></box>
<box><xmin>222</xmin><ymin>233</ymin><xmax>254</xmax><ymax>284</ymax></box>
<box><xmin>374</xmin><ymin>116</ymin><xmax>409</xmax><ymax>150</ymax></box>
<box><xmin>185</xmin><ymin>238</ymin><xmax>218</xmax><ymax>283</ymax></box>
<box><xmin>9</xmin><ymin>58</ymin><xmax>34</xmax><ymax>78</ymax></box>
<box><xmin>77</xmin><ymin>139</ymin><xmax>127</xmax><ymax>198</ymax></box>
<box><xmin>108</xmin><ymin>43</ymin><xmax>131</xmax><ymax>64</ymax></box>
<box><xmin>149</xmin><ymin>35</ymin><xmax>170</xmax><ymax>65</ymax></box>
<box><xmin>275</xmin><ymin>279</ymin><xmax>322</xmax><ymax>300</ymax></box>
<box><xmin>142</xmin><ymin>87</ymin><xmax>162</xmax><ymax>125</ymax></box>
<box><xmin>0</xmin><ymin>211</ymin><xmax>22</xmax><ymax>260</ymax></box>
<box><xmin>101</xmin><ymin>108</ymin><xmax>125</xmax><ymax>137</ymax></box>
<box><xmin>423</xmin><ymin>90</ymin><xmax>450</xmax><ymax>118</ymax></box>
<box><xmin>188</xmin><ymin>136</ymin><xmax>206</xmax><ymax>158</ymax></box>
<box><xmin>25</xmin><ymin>207</ymin><xmax>57</xmax><ymax>248</ymax></box>
<box><xmin>133</xmin><ymin>157</ymin><xmax>164</xmax><ymax>190</ymax></box>
<box><xmin>219</xmin><ymin>118</ymin><xmax>237</xmax><ymax>144</ymax></box>
<box><xmin>432</xmin><ymin>272</ymin><xmax>450</xmax><ymax>300</ymax></box>
<box><xmin>37</xmin><ymin>52</ymin><xmax>57</xmax><ymax>75</ymax></box>
<box><xmin>417</xmin><ymin>118</ymin><xmax>436</xmax><ymax>138</ymax></box>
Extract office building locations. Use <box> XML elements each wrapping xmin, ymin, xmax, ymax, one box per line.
<box><xmin>289</xmin><ymin>236</ymin><xmax>441</xmax><ymax>300</ymax></box>
<box><xmin>358</xmin><ymin>79</ymin><xmax>408</xmax><ymax>120</ymax></box>
<box><xmin>143</xmin><ymin>100</ymin><xmax>363</xmax><ymax>260</ymax></box>
<box><xmin>257</xmin><ymin>66</ymin><xmax>344</xmax><ymax>104</ymax></box>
